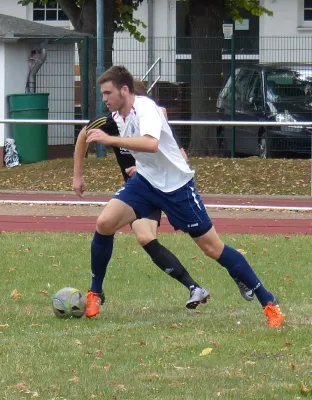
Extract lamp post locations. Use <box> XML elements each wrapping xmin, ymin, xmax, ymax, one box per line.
<box><xmin>222</xmin><ymin>23</ymin><xmax>235</xmax><ymax>158</ymax></box>
<box><xmin>96</xmin><ymin>0</ymin><xmax>106</xmax><ymax>157</ymax></box>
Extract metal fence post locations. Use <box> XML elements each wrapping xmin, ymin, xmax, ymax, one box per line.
<box><xmin>83</xmin><ymin>36</ymin><xmax>89</xmax><ymax>121</ymax></box>
<box><xmin>83</xmin><ymin>36</ymin><xmax>89</xmax><ymax>158</ymax></box>
<box><xmin>230</xmin><ymin>32</ymin><xmax>236</xmax><ymax>158</ymax></box>
<box><xmin>96</xmin><ymin>0</ymin><xmax>106</xmax><ymax>158</ymax></box>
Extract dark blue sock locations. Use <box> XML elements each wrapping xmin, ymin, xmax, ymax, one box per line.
<box><xmin>217</xmin><ymin>244</ymin><xmax>274</xmax><ymax>306</ymax></box>
<box><xmin>90</xmin><ymin>231</ymin><xmax>114</xmax><ymax>293</ymax></box>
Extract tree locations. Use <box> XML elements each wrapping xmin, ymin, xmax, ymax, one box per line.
<box><xmin>186</xmin><ymin>0</ymin><xmax>272</xmax><ymax>155</ymax></box>
<box><xmin>19</xmin><ymin>0</ymin><xmax>145</xmax><ymax>117</ymax></box>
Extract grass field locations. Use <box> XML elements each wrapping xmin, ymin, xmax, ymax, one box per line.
<box><xmin>1</xmin><ymin>232</ymin><xmax>312</xmax><ymax>399</ymax></box>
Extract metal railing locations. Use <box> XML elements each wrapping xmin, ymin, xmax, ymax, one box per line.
<box><xmin>1</xmin><ymin>119</ymin><xmax>312</xmax><ymax>127</ymax></box>
<box><xmin>141</xmin><ymin>57</ymin><xmax>162</xmax><ymax>94</ymax></box>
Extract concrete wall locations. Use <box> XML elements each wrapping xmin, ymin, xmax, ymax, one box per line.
<box><xmin>0</xmin><ymin>42</ymin><xmax>75</xmax><ymax>148</ymax></box>
<box><xmin>0</xmin><ymin>0</ymin><xmax>29</xmax><ymax>19</ymax></box>
<box><xmin>36</xmin><ymin>43</ymin><xmax>75</xmax><ymax>145</ymax></box>
<box><xmin>1</xmin><ymin>0</ymin><xmax>72</xmax><ymax>29</ymax></box>
<box><xmin>0</xmin><ymin>43</ymin><xmax>5</xmax><ymax>156</ymax></box>
<box><xmin>113</xmin><ymin>0</ymin><xmax>176</xmax><ymax>82</ymax></box>
<box><xmin>260</xmin><ymin>0</ymin><xmax>312</xmax><ymax>63</ymax></box>
<box><xmin>3</xmin><ymin>42</ymin><xmax>30</xmax><ymax>141</ymax></box>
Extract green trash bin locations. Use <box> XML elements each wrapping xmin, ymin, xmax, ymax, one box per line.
<box><xmin>7</xmin><ymin>93</ymin><xmax>49</xmax><ymax>163</ymax></box>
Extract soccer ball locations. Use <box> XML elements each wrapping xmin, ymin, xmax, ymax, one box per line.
<box><xmin>52</xmin><ymin>287</ymin><xmax>86</xmax><ymax>319</ymax></box>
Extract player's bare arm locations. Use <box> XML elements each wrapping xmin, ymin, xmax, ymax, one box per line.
<box><xmin>73</xmin><ymin>126</ymin><xmax>88</xmax><ymax>197</ymax></box>
<box><xmin>86</xmin><ymin>128</ymin><xmax>159</xmax><ymax>152</ymax></box>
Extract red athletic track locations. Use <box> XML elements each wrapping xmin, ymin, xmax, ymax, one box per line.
<box><xmin>1</xmin><ymin>192</ymin><xmax>312</xmax><ymax>207</ymax></box>
<box><xmin>1</xmin><ymin>193</ymin><xmax>312</xmax><ymax>234</ymax></box>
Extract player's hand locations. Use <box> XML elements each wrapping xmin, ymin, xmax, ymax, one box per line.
<box><xmin>125</xmin><ymin>166</ymin><xmax>137</xmax><ymax>177</ymax></box>
<box><xmin>72</xmin><ymin>176</ymin><xmax>85</xmax><ymax>198</ymax></box>
<box><xmin>86</xmin><ymin>128</ymin><xmax>113</xmax><ymax>145</ymax></box>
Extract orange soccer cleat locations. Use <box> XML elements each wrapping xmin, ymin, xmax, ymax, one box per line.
<box><xmin>85</xmin><ymin>291</ymin><xmax>104</xmax><ymax>318</ymax></box>
<box><xmin>263</xmin><ymin>298</ymin><xmax>284</xmax><ymax>327</ymax></box>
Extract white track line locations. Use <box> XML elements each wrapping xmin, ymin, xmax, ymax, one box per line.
<box><xmin>1</xmin><ymin>199</ymin><xmax>312</xmax><ymax>211</ymax></box>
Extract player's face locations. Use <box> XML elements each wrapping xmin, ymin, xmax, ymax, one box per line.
<box><xmin>101</xmin><ymin>81</ymin><xmax>127</xmax><ymax>112</ymax></box>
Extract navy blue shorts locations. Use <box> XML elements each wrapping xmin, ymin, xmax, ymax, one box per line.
<box><xmin>113</xmin><ymin>173</ymin><xmax>212</xmax><ymax>236</ymax></box>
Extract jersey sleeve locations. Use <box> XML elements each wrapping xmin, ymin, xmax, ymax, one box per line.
<box><xmin>86</xmin><ymin>114</ymin><xmax>119</xmax><ymax>136</ymax></box>
<box><xmin>138</xmin><ymin>100</ymin><xmax>162</xmax><ymax>140</ymax></box>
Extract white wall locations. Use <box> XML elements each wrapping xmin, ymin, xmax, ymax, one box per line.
<box><xmin>113</xmin><ymin>0</ymin><xmax>176</xmax><ymax>82</ymax></box>
<box><xmin>36</xmin><ymin>43</ymin><xmax>75</xmax><ymax>145</ymax></box>
<box><xmin>0</xmin><ymin>41</ymin><xmax>75</xmax><ymax>146</ymax></box>
<box><xmin>0</xmin><ymin>44</ymin><xmax>5</xmax><ymax>148</ymax></box>
<box><xmin>260</xmin><ymin>0</ymin><xmax>312</xmax><ymax>63</ymax></box>
<box><xmin>1</xmin><ymin>0</ymin><xmax>72</xmax><ymax>29</ymax></box>
<box><xmin>0</xmin><ymin>0</ymin><xmax>28</xmax><ymax>19</ymax></box>
<box><xmin>3</xmin><ymin>42</ymin><xmax>30</xmax><ymax>142</ymax></box>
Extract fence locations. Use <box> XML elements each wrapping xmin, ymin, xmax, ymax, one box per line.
<box><xmin>5</xmin><ymin>35</ymin><xmax>312</xmax><ymax>157</ymax></box>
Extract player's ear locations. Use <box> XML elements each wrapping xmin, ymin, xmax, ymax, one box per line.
<box><xmin>121</xmin><ymin>85</ymin><xmax>129</xmax><ymax>96</ymax></box>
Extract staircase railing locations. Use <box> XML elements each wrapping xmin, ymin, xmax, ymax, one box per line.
<box><xmin>141</xmin><ymin>57</ymin><xmax>161</xmax><ymax>94</ymax></box>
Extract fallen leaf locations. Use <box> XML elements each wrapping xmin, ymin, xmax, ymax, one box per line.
<box><xmin>237</xmin><ymin>249</ymin><xmax>247</xmax><ymax>255</ymax></box>
<box><xmin>10</xmin><ymin>289</ymin><xmax>21</xmax><ymax>299</ymax></box>
<box><xmin>170</xmin><ymin>323</ymin><xmax>179</xmax><ymax>329</ymax></box>
<box><xmin>0</xmin><ymin>324</ymin><xmax>9</xmax><ymax>328</ymax></box>
<box><xmin>104</xmin><ymin>363</ymin><xmax>111</xmax><ymax>371</ymax></box>
<box><xmin>69</xmin><ymin>376</ymin><xmax>80</xmax><ymax>383</ymax></box>
<box><xmin>200</xmin><ymin>347</ymin><xmax>213</xmax><ymax>356</ymax></box>
<box><xmin>40</xmin><ymin>290</ymin><xmax>48</xmax><ymax>296</ymax></box>
<box><xmin>300</xmin><ymin>382</ymin><xmax>310</xmax><ymax>395</ymax></box>
<box><xmin>95</xmin><ymin>349</ymin><xmax>103</xmax><ymax>358</ymax></box>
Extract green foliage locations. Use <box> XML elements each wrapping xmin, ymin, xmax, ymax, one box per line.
<box><xmin>114</xmin><ymin>1</ymin><xmax>146</xmax><ymax>42</ymax></box>
<box><xmin>226</xmin><ymin>0</ymin><xmax>273</xmax><ymax>21</ymax></box>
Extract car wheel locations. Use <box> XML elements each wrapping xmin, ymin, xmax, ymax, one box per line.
<box><xmin>258</xmin><ymin>131</ymin><xmax>271</xmax><ymax>159</ymax></box>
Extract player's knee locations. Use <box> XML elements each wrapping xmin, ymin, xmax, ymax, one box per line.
<box><xmin>96</xmin><ymin>214</ymin><xmax>116</xmax><ymax>235</ymax></box>
<box><xmin>135</xmin><ymin>232</ymin><xmax>155</xmax><ymax>246</ymax></box>
<box><xmin>202</xmin><ymin>242</ymin><xmax>224</xmax><ymax>259</ymax></box>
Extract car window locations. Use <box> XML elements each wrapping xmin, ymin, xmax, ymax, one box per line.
<box><xmin>266</xmin><ymin>69</ymin><xmax>312</xmax><ymax>101</ymax></box>
<box><xmin>246</xmin><ymin>72</ymin><xmax>262</xmax><ymax>100</ymax></box>
<box><xmin>216</xmin><ymin>69</ymin><xmax>240</xmax><ymax>109</ymax></box>
<box><xmin>235</xmin><ymin>69</ymin><xmax>254</xmax><ymax>102</ymax></box>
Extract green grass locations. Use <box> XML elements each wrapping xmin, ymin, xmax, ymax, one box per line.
<box><xmin>1</xmin><ymin>232</ymin><xmax>312</xmax><ymax>399</ymax></box>
<box><xmin>0</xmin><ymin>154</ymin><xmax>311</xmax><ymax>195</ymax></box>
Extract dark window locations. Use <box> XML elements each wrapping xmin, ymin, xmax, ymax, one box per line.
<box><xmin>176</xmin><ymin>0</ymin><xmax>191</xmax><ymax>54</ymax></box>
<box><xmin>33</xmin><ymin>0</ymin><xmax>69</xmax><ymax>21</ymax></box>
<box><xmin>176</xmin><ymin>60</ymin><xmax>191</xmax><ymax>83</ymax></box>
<box><xmin>304</xmin><ymin>0</ymin><xmax>312</xmax><ymax>20</ymax></box>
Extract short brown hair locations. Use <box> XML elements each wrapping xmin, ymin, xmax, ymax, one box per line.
<box><xmin>134</xmin><ymin>79</ymin><xmax>148</xmax><ymax>96</ymax></box>
<box><xmin>97</xmin><ymin>65</ymin><xmax>134</xmax><ymax>93</ymax></box>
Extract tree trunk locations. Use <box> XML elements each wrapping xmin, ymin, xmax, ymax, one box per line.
<box><xmin>59</xmin><ymin>0</ymin><xmax>115</xmax><ymax>118</ymax></box>
<box><xmin>188</xmin><ymin>0</ymin><xmax>224</xmax><ymax>156</ymax></box>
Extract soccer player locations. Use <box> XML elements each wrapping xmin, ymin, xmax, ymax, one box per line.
<box><xmin>73</xmin><ymin>81</ymin><xmax>253</xmax><ymax>311</ymax></box>
<box><xmin>84</xmin><ymin>65</ymin><xmax>284</xmax><ymax>327</ymax></box>
<box><xmin>73</xmin><ymin>96</ymin><xmax>210</xmax><ymax>311</ymax></box>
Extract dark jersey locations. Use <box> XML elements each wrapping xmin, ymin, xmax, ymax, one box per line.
<box><xmin>86</xmin><ymin>113</ymin><xmax>183</xmax><ymax>182</ymax></box>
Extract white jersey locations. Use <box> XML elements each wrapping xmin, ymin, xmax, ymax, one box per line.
<box><xmin>113</xmin><ymin>96</ymin><xmax>194</xmax><ymax>192</ymax></box>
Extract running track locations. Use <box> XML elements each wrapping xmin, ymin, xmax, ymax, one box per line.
<box><xmin>1</xmin><ymin>192</ymin><xmax>312</xmax><ymax>235</ymax></box>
